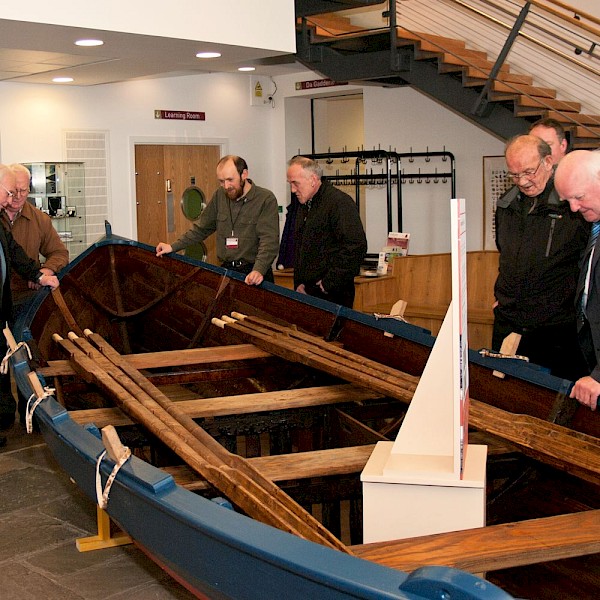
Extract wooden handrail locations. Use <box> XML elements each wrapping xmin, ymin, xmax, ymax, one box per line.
<box><xmin>536</xmin><ymin>0</ymin><xmax>600</xmax><ymax>33</ymax></box>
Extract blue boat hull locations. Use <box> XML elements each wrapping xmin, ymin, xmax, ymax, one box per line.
<box><xmin>13</xmin><ymin>229</ymin><xmax>589</xmax><ymax>599</ymax></box>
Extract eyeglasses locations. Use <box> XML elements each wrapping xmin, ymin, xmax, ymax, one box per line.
<box><xmin>507</xmin><ymin>160</ymin><xmax>543</xmax><ymax>182</ymax></box>
<box><xmin>14</xmin><ymin>189</ymin><xmax>30</xmax><ymax>197</ymax></box>
<box><xmin>0</xmin><ymin>183</ymin><xmax>15</xmax><ymax>198</ymax></box>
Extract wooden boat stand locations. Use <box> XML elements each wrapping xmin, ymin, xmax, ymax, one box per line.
<box><xmin>76</xmin><ymin>506</ymin><xmax>132</xmax><ymax>553</ymax></box>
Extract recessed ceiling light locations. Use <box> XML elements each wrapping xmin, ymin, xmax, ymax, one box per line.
<box><xmin>75</xmin><ymin>39</ymin><xmax>104</xmax><ymax>47</ymax></box>
<box><xmin>196</xmin><ymin>51</ymin><xmax>221</xmax><ymax>59</ymax></box>
<box><xmin>238</xmin><ymin>67</ymin><xmax>255</xmax><ymax>72</ymax></box>
<box><xmin>53</xmin><ymin>77</ymin><xmax>74</xmax><ymax>83</ymax></box>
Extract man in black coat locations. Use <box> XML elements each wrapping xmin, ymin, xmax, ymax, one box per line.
<box><xmin>286</xmin><ymin>156</ymin><xmax>367</xmax><ymax>308</ymax></box>
<box><xmin>493</xmin><ymin>135</ymin><xmax>588</xmax><ymax>381</ymax></box>
<box><xmin>555</xmin><ymin>149</ymin><xmax>600</xmax><ymax>411</ymax></box>
<box><xmin>0</xmin><ymin>165</ymin><xmax>59</xmax><ymax>443</ymax></box>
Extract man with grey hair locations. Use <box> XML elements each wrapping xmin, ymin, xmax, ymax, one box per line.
<box><xmin>555</xmin><ymin>149</ymin><xmax>600</xmax><ymax>410</ymax></box>
<box><xmin>0</xmin><ymin>164</ymin><xmax>60</xmax><ymax>443</ymax></box>
<box><xmin>492</xmin><ymin>134</ymin><xmax>588</xmax><ymax>381</ymax></box>
<box><xmin>3</xmin><ymin>164</ymin><xmax>68</xmax><ymax>309</ymax></box>
<box><xmin>286</xmin><ymin>156</ymin><xmax>367</xmax><ymax>308</ymax></box>
<box><xmin>1</xmin><ymin>164</ymin><xmax>69</xmax><ymax>428</ymax></box>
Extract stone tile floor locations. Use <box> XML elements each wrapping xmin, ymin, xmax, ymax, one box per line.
<box><xmin>0</xmin><ymin>420</ymin><xmax>196</xmax><ymax>599</ymax></box>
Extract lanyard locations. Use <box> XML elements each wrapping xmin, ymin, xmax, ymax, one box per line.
<box><xmin>228</xmin><ymin>197</ymin><xmax>246</xmax><ymax>236</ymax></box>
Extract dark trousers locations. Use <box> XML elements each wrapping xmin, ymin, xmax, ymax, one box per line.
<box><xmin>0</xmin><ymin>335</ymin><xmax>15</xmax><ymax>426</ymax></box>
<box><xmin>221</xmin><ymin>261</ymin><xmax>274</xmax><ymax>283</ymax></box>
<box><xmin>304</xmin><ymin>282</ymin><xmax>355</xmax><ymax>309</ymax></box>
<box><xmin>492</xmin><ymin>311</ymin><xmax>587</xmax><ymax>381</ymax></box>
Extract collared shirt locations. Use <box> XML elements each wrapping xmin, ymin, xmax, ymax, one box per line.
<box><xmin>171</xmin><ymin>181</ymin><xmax>280</xmax><ymax>276</ymax></box>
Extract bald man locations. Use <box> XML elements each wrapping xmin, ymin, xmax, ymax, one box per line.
<box><xmin>555</xmin><ymin>150</ymin><xmax>600</xmax><ymax>410</ymax></box>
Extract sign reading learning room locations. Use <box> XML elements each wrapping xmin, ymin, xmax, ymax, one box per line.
<box><xmin>154</xmin><ymin>110</ymin><xmax>205</xmax><ymax>121</ymax></box>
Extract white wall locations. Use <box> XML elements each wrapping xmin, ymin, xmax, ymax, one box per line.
<box><xmin>271</xmin><ymin>72</ymin><xmax>505</xmax><ymax>254</ymax></box>
<box><xmin>363</xmin><ymin>86</ymin><xmax>505</xmax><ymax>253</ymax></box>
<box><xmin>0</xmin><ymin>65</ymin><xmax>505</xmax><ymax>255</ymax></box>
<box><xmin>0</xmin><ymin>73</ymin><xmax>277</xmax><ymax>242</ymax></box>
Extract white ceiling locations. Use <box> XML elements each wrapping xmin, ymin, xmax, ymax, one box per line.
<box><xmin>0</xmin><ymin>19</ymin><xmax>308</xmax><ymax>86</ymax></box>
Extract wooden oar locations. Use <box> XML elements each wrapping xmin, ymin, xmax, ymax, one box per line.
<box><xmin>231</xmin><ymin>311</ymin><xmax>420</xmax><ymax>386</ymax></box>
<box><xmin>54</xmin><ymin>332</ymin><xmax>349</xmax><ymax>553</ymax></box>
<box><xmin>213</xmin><ymin>315</ymin><xmax>415</xmax><ymax>402</ymax></box>
<box><xmin>51</xmin><ymin>288</ymin><xmax>84</xmax><ymax>336</ymax></box>
<box><xmin>222</xmin><ymin>315</ymin><xmax>417</xmax><ymax>391</ymax></box>
<box><xmin>53</xmin><ymin>332</ymin><xmax>320</xmax><ymax>543</ymax></box>
<box><xmin>80</xmin><ymin>329</ymin><xmax>349</xmax><ymax>553</ymax></box>
<box><xmin>213</xmin><ymin>314</ymin><xmax>600</xmax><ymax>486</ymax></box>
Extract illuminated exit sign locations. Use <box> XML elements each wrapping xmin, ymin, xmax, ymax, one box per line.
<box><xmin>154</xmin><ymin>110</ymin><xmax>205</xmax><ymax>121</ymax></box>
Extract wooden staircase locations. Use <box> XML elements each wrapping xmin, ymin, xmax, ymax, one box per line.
<box><xmin>296</xmin><ymin>12</ymin><xmax>600</xmax><ymax>148</ymax></box>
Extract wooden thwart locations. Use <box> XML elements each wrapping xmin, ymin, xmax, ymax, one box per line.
<box><xmin>68</xmin><ymin>384</ymin><xmax>384</xmax><ymax>428</ymax></box>
<box><xmin>39</xmin><ymin>344</ymin><xmax>270</xmax><ymax>377</ymax></box>
<box><xmin>164</xmin><ymin>445</ymin><xmax>378</xmax><ymax>491</ymax></box>
<box><xmin>352</xmin><ymin>509</ymin><xmax>600</xmax><ymax>574</ymax></box>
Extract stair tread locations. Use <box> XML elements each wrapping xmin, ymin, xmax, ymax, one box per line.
<box><xmin>300</xmin><ymin>13</ymin><xmax>365</xmax><ymax>37</ymax></box>
<box><xmin>575</xmin><ymin>125</ymin><xmax>600</xmax><ymax>137</ymax></box>
<box><xmin>547</xmin><ymin>111</ymin><xmax>600</xmax><ymax>126</ymax></box>
<box><xmin>517</xmin><ymin>96</ymin><xmax>581</xmax><ymax>112</ymax></box>
<box><xmin>396</xmin><ymin>27</ymin><xmax>467</xmax><ymax>50</ymax></box>
<box><xmin>491</xmin><ymin>81</ymin><xmax>556</xmax><ymax>99</ymax></box>
<box><xmin>463</xmin><ymin>67</ymin><xmax>533</xmax><ymax>85</ymax></box>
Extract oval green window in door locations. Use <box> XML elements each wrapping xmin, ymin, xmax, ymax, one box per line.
<box><xmin>181</xmin><ymin>186</ymin><xmax>206</xmax><ymax>221</ymax></box>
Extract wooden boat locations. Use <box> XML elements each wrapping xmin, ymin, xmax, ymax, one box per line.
<box><xmin>7</xmin><ymin>226</ymin><xmax>600</xmax><ymax>600</ymax></box>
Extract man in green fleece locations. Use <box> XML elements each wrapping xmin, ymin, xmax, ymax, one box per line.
<box><xmin>156</xmin><ymin>155</ymin><xmax>279</xmax><ymax>285</ymax></box>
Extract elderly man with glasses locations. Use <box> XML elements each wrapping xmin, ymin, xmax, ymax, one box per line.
<box><xmin>1</xmin><ymin>164</ymin><xmax>68</xmax><ymax>430</ymax></box>
<box><xmin>492</xmin><ymin>134</ymin><xmax>589</xmax><ymax>381</ymax></box>
<box><xmin>0</xmin><ymin>164</ymin><xmax>60</xmax><ymax>443</ymax></box>
<box><xmin>3</xmin><ymin>164</ymin><xmax>68</xmax><ymax>310</ymax></box>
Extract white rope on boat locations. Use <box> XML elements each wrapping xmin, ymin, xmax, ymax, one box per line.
<box><xmin>95</xmin><ymin>445</ymin><xmax>132</xmax><ymax>510</ymax></box>
<box><xmin>25</xmin><ymin>386</ymin><xmax>55</xmax><ymax>433</ymax></box>
<box><xmin>1</xmin><ymin>341</ymin><xmax>32</xmax><ymax>374</ymax></box>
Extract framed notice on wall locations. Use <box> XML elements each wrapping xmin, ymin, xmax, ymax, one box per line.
<box><xmin>483</xmin><ymin>156</ymin><xmax>513</xmax><ymax>250</ymax></box>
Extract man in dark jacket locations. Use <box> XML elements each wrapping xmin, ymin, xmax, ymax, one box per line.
<box><xmin>493</xmin><ymin>135</ymin><xmax>588</xmax><ymax>380</ymax></box>
<box><xmin>0</xmin><ymin>165</ymin><xmax>59</xmax><ymax>444</ymax></box>
<box><xmin>287</xmin><ymin>156</ymin><xmax>367</xmax><ymax>308</ymax></box>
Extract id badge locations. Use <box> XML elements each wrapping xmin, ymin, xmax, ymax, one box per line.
<box><xmin>226</xmin><ymin>237</ymin><xmax>239</xmax><ymax>249</ymax></box>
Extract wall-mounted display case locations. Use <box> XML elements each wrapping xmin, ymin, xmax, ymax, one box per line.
<box><xmin>24</xmin><ymin>162</ymin><xmax>86</xmax><ymax>258</ymax></box>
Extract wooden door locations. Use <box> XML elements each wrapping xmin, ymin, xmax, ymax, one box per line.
<box><xmin>135</xmin><ymin>144</ymin><xmax>221</xmax><ymax>264</ymax></box>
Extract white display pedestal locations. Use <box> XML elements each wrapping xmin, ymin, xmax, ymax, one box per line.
<box><xmin>361</xmin><ymin>199</ymin><xmax>487</xmax><ymax>543</ymax></box>
<box><xmin>362</xmin><ymin>442</ymin><xmax>486</xmax><ymax>542</ymax></box>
